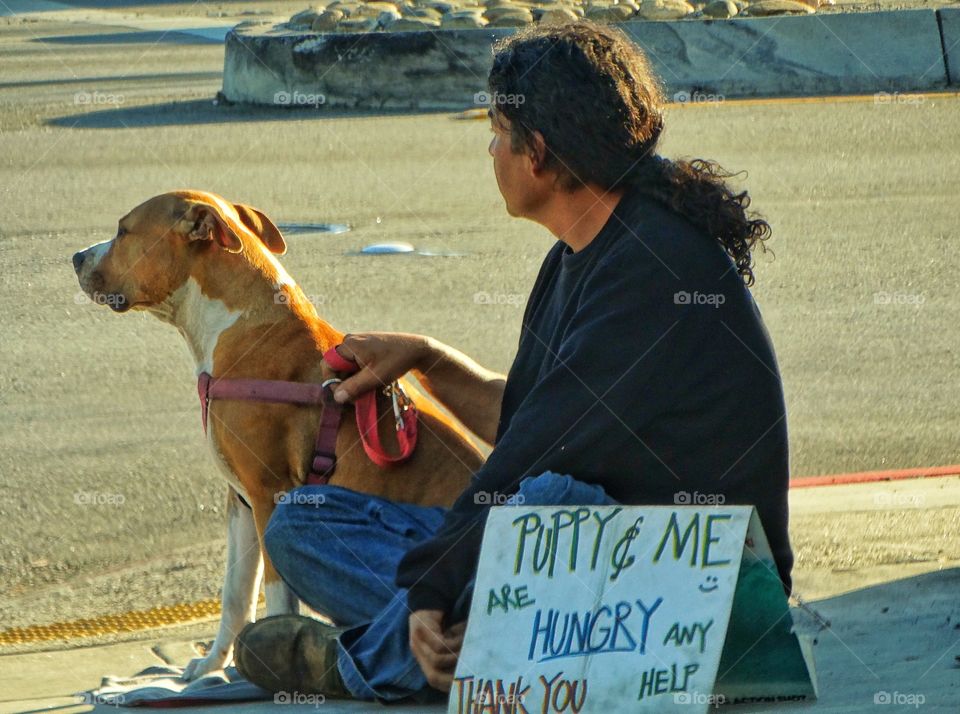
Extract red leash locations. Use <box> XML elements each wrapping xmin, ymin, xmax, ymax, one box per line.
<box><xmin>322</xmin><ymin>347</ymin><xmax>418</xmax><ymax>469</ymax></box>
<box><xmin>197</xmin><ymin>346</ymin><xmax>418</xmax><ymax>485</ymax></box>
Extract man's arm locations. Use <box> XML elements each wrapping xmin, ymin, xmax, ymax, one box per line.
<box><xmin>411</xmin><ymin>337</ymin><xmax>504</xmax><ymax>445</ymax></box>
<box><xmin>332</xmin><ymin>332</ymin><xmax>505</xmax><ymax>445</ymax></box>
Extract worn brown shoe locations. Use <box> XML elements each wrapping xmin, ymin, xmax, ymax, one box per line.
<box><xmin>233</xmin><ymin>615</ymin><xmax>352</xmax><ymax>697</ymax></box>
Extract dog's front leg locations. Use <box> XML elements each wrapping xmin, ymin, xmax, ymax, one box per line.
<box><xmin>182</xmin><ymin>489</ymin><xmax>262</xmax><ymax>681</ymax></box>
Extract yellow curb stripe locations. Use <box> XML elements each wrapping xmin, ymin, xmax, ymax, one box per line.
<box><xmin>0</xmin><ymin>595</ymin><xmax>265</xmax><ymax>645</ymax></box>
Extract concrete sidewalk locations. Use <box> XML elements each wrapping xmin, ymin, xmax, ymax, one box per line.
<box><xmin>2</xmin><ymin>477</ymin><xmax>958</xmax><ymax>713</ymax></box>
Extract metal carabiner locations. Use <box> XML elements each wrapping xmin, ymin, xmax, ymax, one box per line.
<box><xmin>321</xmin><ymin>377</ymin><xmax>342</xmax><ymax>403</ymax></box>
<box><xmin>384</xmin><ymin>382</ymin><xmax>410</xmax><ymax>432</ymax></box>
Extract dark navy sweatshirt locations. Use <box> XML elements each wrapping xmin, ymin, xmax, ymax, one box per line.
<box><xmin>396</xmin><ymin>187</ymin><xmax>793</xmax><ymax>615</ymax></box>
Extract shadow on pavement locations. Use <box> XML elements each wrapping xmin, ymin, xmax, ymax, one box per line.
<box><xmin>0</xmin><ymin>72</ymin><xmax>221</xmax><ymax>91</ymax></box>
<box><xmin>788</xmin><ymin>567</ymin><xmax>960</xmax><ymax>711</ymax></box>
<box><xmin>35</xmin><ymin>0</ymin><xmax>223</xmax><ymax>7</ymax></box>
<box><xmin>34</xmin><ymin>30</ymin><xmax>223</xmax><ymax>45</ymax></box>
<box><xmin>47</xmin><ymin>100</ymin><xmax>453</xmax><ymax>129</ymax></box>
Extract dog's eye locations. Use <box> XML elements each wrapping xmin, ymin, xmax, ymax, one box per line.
<box><xmin>116</xmin><ymin>226</ymin><xmax>127</xmax><ymax>239</ymax></box>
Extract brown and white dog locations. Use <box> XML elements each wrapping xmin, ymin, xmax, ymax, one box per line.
<box><xmin>72</xmin><ymin>190</ymin><xmax>482</xmax><ymax>680</ymax></box>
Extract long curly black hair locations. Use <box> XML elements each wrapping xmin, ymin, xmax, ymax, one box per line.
<box><xmin>487</xmin><ymin>21</ymin><xmax>771</xmax><ymax>286</ymax></box>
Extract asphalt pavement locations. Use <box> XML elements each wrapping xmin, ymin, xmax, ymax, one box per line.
<box><xmin>1</xmin><ymin>4</ymin><xmax>959</xmax><ymax>712</ymax></box>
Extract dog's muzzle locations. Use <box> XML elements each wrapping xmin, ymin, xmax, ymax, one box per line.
<box><xmin>72</xmin><ymin>249</ymin><xmax>130</xmax><ymax>313</ymax></box>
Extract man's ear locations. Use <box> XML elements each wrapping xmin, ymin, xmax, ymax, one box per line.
<box><xmin>234</xmin><ymin>203</ymin><xmax>287</xmax><ymax>255</ymax></box>
<box><xmin>527</xmin><ymin>130</ymin><xmax>549</xmax><ymax>175</ymax></box>
<box><xmin>179</xmin><ymin>203</ymin><xmax>243</xmax><ymax>253</ymax></box>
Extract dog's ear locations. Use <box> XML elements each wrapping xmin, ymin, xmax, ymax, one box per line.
<box><xmin>177</xmin><ymin>202</ymin><xmax>244</xmax><ymax>253</ymax></box>
<box><xmin>233</xmin><ymin>203</ymin><xmax>287</xmax><ymax>255</ymax></box>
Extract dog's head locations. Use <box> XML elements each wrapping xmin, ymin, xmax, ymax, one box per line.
<box><xmin>72</xmin><ymin>190</ymin><xmax>287</xmax><ymax>313</ymax></box>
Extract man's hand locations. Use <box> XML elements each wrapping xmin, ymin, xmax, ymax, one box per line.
<box><xmin>330</xmin><ymin>332</ymin><xmax>506</xmax><ymax>445</ymax></box>
<box><xmin>408</xmin><ymin>609</ymin><xmax>466</xmax><ymax>692</ymax></box>
<box><xmin>331</xmin><ymin>332</ymin><xmax>428</xmax><ymax>404</ymax></box>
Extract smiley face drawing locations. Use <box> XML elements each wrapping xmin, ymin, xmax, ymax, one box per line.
<box><xmin>699</xmin><ymin>575</ymin><xmax>719</xmax><ymax>593</ymax></box>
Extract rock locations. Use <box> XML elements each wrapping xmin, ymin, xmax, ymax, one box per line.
<box><xmin>377</xmin><ymin>7</ymin><xmax>403</xmax><ymax>26</ymax></box>
<box><xmin>365</xmin><ymin>1</ymin><xmax>401</xmax><ymax>12</ymax></box>
<box><xmin>539</xmin><ymin>5</ymin><xmax>580</xmax><ymax>22</ymax></box>
<box><xmin>289</xmin><ymin>7</ymin><xmax>326</xmax><ymax>28</ymax></box>
<box><xmin>312</xmin><ymin>8</ymin><xmax>344</xmax><ymax>29</ymax></box>
<box><xmin>405</xmin><ymin>6</ymin><xmax>443</xmax><ymax>19</ymax></box>
<box><xmin>441</xmin><ymin>9</ymin><xmax>488</xmax><ymax>26</ymax></box>
<box><xmin>487</xmin><ymin>8</ymin><xmax>534</xmax><ymax>25</ymax></box>
<box><xmin>424</xmin><ymin>0</ymin><xmax>456</xmax><ymax>12</ymax></box>
<box><xmin>619</xmin><ymin>0</ymin><xmax>640</xmax><ymax>11</ymax></box>
<box><xmin>348</xmin><ymin>0</ymin><xmax>399</xmax><ymax>18</ymax></box>
<box><xmin>441</xmin><ymin>14</ymin><xmax>488</xmax><ymax>26</ymax></box>
<box><xmin>484</xmin><ymin>5</ymin><xmax>528</xmax><ymax>19</ymax></box>
<box><xmin>745</xmin><ymin>0</ymin><xmax>815</xmax><ymax>13</ymax></box>
<box><xmin>637</xmin><ymin>0</ymin><xmax>694</xmax><ymax>19</ymax></box>
<box><xmin>584</xmin><ymin>3</ymin><xmax>635</xmax><ymax>21</ymax></box>
<box><xmin>385</xmin><ymin>16</ymin><xmax>442</xmax><ymax>28</ymax></box>
<box><xmin>328</xmin><ymin>1</ymin><xmax>361</xmax><ymax>16</ymax></box>
<box><xmin>336</xmin><ymin>15</ymin><xmax>379</xmax><ymax>29</ymax></box>
<box><xmin>702</xmin><ymin>0</ymin><xmax>737</xmax><ymax>16</ymax></box>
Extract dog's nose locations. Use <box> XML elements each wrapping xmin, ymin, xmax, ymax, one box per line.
<box><xmin>72</xmin><ymin>251</ymin><xmax>85</xmax><ymax>272</ymax></box>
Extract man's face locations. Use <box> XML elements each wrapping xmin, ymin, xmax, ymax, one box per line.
<box><xmin>488</xmin><ymin>108</ymin><xmax>544</xmax><ymax>218</ymax></box>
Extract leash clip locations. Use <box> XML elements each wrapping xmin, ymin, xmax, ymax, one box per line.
<box><xmin>384</xmin><ymin>382</ymin><xmax>411</xmax><ymax>432</ymax></box>
<box><xmin>321</xmin><ymin>377</ymin><xmax>342</xmax><ymax>404</ymax></box>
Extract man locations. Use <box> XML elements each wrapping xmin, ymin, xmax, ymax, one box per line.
<box><xmin>234</xmin><ymin>21</ymin><xmax>792</xmax><ymax>701</ymax></box>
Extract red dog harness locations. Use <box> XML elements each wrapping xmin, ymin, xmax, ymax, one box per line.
<box><xmin>197</xmin><ymin>346</ymin><xmax>418</xmax><ymax>485</ymax></box>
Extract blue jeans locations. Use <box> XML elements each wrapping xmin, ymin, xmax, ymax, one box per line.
<box><xmin>263</xmin><ymin>472</ymin><xmax>616</xmax><ymax>702</ymax></box>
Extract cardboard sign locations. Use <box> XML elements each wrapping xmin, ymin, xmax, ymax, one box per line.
<box><xmin>450</xmin><ymin>506</ymin><xmax>816</xmax><ymax>714</ymax></box>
